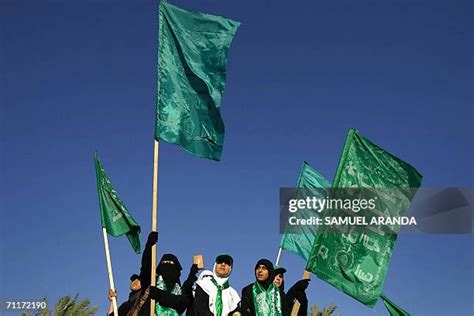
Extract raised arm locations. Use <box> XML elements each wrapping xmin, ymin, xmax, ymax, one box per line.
<box><xmin>139</xmin><ymin>232</ymin><xmax>158</xmax><ymax>289</ymax></box>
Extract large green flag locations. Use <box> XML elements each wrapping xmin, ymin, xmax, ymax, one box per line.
<box><xmin>306</xmin><ymin>129</ymin><xmax>422</xmax><ymax>307</ymax></box>
<box><xmin>155</xmin><ymin>1</ymin><xmax>240</xmax><ymax>161</ymax></box>
<box><xmin>94</xmin><ymin>153</ymin><xmax>141</xmax><ymax>254</ymax></box>
<box><xmin>279</xmin><ymin>161</ymin><xmax>331</xmax><ymax>261</ymax></box>
<box><xmin>380</xmin><ymin>294</ymin><xmax>411</xmax><ymax>316</ymax></box>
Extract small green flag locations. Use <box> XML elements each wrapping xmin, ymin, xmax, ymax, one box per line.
<box><xmin>305</xmin><ymin>129</ymin><xmax>422</xmax><ymax>307</ymax></box>
<box><xmin>380</xmin><ymin>294</ymin><xmax>411</xmax><ymax>316</ymax></box>
<box><xmin>279</xmin><ymin>161</ymin><xmax>331</xmax><ymax>261</ymax></box>
<box><xmin>94</xmin><ymin>153</ymin><xmax>141</xmax><ymax>253</ymax></box>
<box><xmin>155</xmin><ymin>1</ymin><xmax>240</xmax><ymax>161</ymax></box>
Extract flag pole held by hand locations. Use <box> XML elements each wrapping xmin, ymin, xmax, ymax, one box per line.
<box><xmin>102</xmin><ymin>228</ymin><xmax>118</xmax><ymax>316</ymax></box>
<box><xmin>150</xmin><ymin>140</ymin><xmax>160</xmax><ymax>316</ymax></box>
<box><xmin>290</xmin><ymin>270</ymin><xmax>312</xmax><ymax>316</ymax></box>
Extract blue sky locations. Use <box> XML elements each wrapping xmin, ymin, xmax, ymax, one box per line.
<box><xmin>1</xmin><ymin>0</ymin><xmax>472</xmax><ymax>315</ymax></box>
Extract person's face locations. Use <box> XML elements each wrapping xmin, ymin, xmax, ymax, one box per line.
<box><xmin>256</xmin><ymin>264</ymin><xmax>269</xmax><ymax>282</ymax></box>
<box><xmin>215</xmin><ymin>262</ymin><xmax>232</xmax><ymax>278</ymax></box>
<box><xmin>274</xmin><ymin>273</ymin><xmax>283</xmax><ymax>287</ymax></box>
<box><xmin>130</xmin><ymin>278</ymin><xmax>141</xmax><ymax>291</ymax></box>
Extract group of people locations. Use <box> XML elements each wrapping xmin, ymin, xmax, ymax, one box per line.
<box><xmin>107</xmin><ymin>232</ymin><xmax>310</xmax><ymax>316</ymax></box>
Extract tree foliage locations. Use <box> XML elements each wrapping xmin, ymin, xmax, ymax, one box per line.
<box><xmin>22</xmin><ymin>294</ymin><xmax>97</xmax><ymax>316</ymax></box>
<box><xmin>310</xmin><ymin>303</ymin><xmax>339</xmax><ymax>316</ymax></box>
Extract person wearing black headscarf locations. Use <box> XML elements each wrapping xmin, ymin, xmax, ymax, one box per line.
<box><xmin>273</xmin><ymin>266</ymin><xmax>310</xmax><ymax>316</ymax></box>
<box><xmin>107</xmin><ymin>232</ymin><xmax>159</xmax><ymax>316</ymax></box>
<box><xmin>148</xmin><ymin>253</ymin><xmax>199</xmax><ymax>315</ymax></box>
<box><xmin>107</xmin><ymin>232</ymin><xmax>198</xmax><ymax>315</ymax></box>
<box><xmin>241</xmin><ymin>259</ymin><xmax>288</xmax><ymax>316</ymax></box>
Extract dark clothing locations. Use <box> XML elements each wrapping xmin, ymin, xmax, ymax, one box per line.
<box><xmin>149</xmin><ymin>281</ymin><xmax>196</xmax><ymax>314</ymax></box>
<box><xmin>285</xmin><ymin>283</ymin><xmax>308</xmax><ymax>316</ymax></box>
<box><xmin>112</xmin><ymin>290</ymin><xmax>141</xmax><ymax>316</ymax></box>
<box><xmin>157</xmin><ymin>253</ymin><xmax>183</xmax><ymax>289</ymax></box>
<box><xmin>109</xmin><ymin>245</ymin><xmax>196</xmax><ymax>316</ymax></box>
<box><xmin>241</xmin><ymin>259</ymin><xmax>288</xmax><ymax>316</ymax></box>
<box><xmin>240</xmin><ymin>284</ymin><xmax>255</xmax><ymax>316</ymax></box>
<box><xmin>186</xmin><ymin>284</ymin><xmax>212</xmax><ymax>316</ymax></box>
<box><xmin>186</xmin><ymin>284</ymin><xmax>239</xmax><ymax>316</ymax></box>
<box><xmin>240</xmin><ymin>283</ymin><xmax>289</xmax><ymax>316</ymax></box>
<box><xmin>109</xmin><ymin>242</ymin><xmax>154</xmax><ymax>316</ymax></box>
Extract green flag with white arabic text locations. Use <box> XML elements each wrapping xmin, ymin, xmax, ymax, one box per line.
<box><xmin>94</xmin><ymin>153</ymin><xmax>141</xmax><ymax>254</ymax></box>
<box><xmin>305</xmin><ymin>129</ymin><xmax>422</xmax><ymax>307</ymax></box>
<box><xmin>155</xmin><ymin>1</ymin><xmax>240</xmax><ymax>161</ymax></box>
<box><xmin>279</xmin><ymin>161</ymin><xmax>331</xmax><ymax>261</ymax></box>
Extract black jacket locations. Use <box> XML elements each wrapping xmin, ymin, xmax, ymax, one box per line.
<box><xmin>285</xmin><ymin>283</ymin><xmax>308</xmax><ymax>316</ymax></box>
<box><xmin>186</xmin><ymin>284</ymin><xmax>239</xmax><ymax>316</ymax></box>
<box><xmin>109</xmin><ymin>243</ymin><xmax>154</xmax><ymax>316</ymax></box>
<box><xmin>186</xmin><ymin>284</ymin><xmax>212</xmax><ymax>316</ymax></box>
<box><xmin>240</xmin><ymin>283</ymin><xmax>289</xmax><ymax>316</ymax></box>
<box><xmin>109</xmin><ymin>244</ymin><xmax>196</xmax><ymax>316</ymax></box>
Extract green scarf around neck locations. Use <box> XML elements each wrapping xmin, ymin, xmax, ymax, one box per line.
<box><xmin>210</xmin><ymin>277</ymin><xmax>230</xmax><ymax>316</ymax></box>
<box><xmin>155</xmin><ymin>275</ymin><xmax>182</xmax><ymax>316</ymax></box>
<box><xmin>252</xmin><ymin>282</ymin><xmax>282</xmax><ymax>316</ymax></box>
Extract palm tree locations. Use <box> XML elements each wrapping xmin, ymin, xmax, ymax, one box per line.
<box><xmin>310</xmin><ymin>303</ymin><xmax>339</xmax><ymax>316</ymax></box>
<box><xmin>53</xmin><ymin>294</ymin><xmax>97</xmax><ymax>316</ymax></box>
<box><xmin>22</xmin><ymin>294</ymin><xmax>97</xmax><ymax>316</ymax></box>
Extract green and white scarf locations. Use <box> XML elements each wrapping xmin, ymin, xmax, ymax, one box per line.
<box><xmin>210</xmin><ymin>277</ymin><xmax>229</xmax><ymax>316</ymax></box>
<box><xmin>252</xmin><ymin>282</ymin><xmax>282</xmax><ymax>316</ymax></box>
<box><xmin>155</xmin><ymin>275</ymin><xmax>182</xmax><ymax>316</ymax></box>
<box><xmin>195</xmin><ymin>267</ymin><xmax>240</xmax><ymax>315</ymax></box>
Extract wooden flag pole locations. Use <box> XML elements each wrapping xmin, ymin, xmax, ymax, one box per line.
<box><xmin>290</xmin><ymin>270</ymin><xmax>312</xmax><ymax>316</ymax></box>
<box><xmin>290</xmin><ymin>300</ymin><xmax>301</xmax><ymax>316</ymax></box>
<box><xmin>102</xmin><ymin>228</ymin><xmax>118</xmax><ymax>316</ymax></box>
<box><xmin>275</xmin><ymin>248</ymin><xmax>306</xmax><ymax>316</ymax></box>
<box><xmin>150</xmin><ymin>139</ymin><xmax>160</xmax><ymax>315</ymax></box>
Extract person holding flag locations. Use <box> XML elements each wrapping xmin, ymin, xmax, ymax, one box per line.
<box><xmin>149</xmin><ymin>253</ymin><xmax>199</xmax><ymax>315</ymax></box>
<box><xmin>95</xmin><ymin>152</ymin><xmax>142</xmax><ymax>316</ymax></box>
<box><xmin>107</xmin><ymin>274</ymin><xmax>142</xmax><ymax>316</ymax></box>
<box><xmin>106</xmin><ymin>232</ymin><xmax>198</xmax><ymax>316</ymax></box>
<box><xmin>106</xmin><ymin>232</ymin><xmax>158</xmax><ymax>316</ymax></box>
<box><xmin>187</xmin><ymin>254</ymin><xmax>240</xmax><ymax>316</ymax></box>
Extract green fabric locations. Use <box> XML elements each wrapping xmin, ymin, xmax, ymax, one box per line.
<box><xmin>155</xmin><ymin>275</ymin><xmax>181</xmax><ymax>316</ymax></box>
<box><xmin>305</xmin><ymin>129</ymin><xmax>422</xmax><ymax>307</ymax></box>
<box><xmin>210</xmin><ymin>277</ymin><xmax>229</xmax><ymax>316</ymax></box>
<box><xmin>155</xmin><ymin>0</ymin><xmax>240</xmax><ymax>161</ymax></box>
<box><xmin>380</xmin><ymin>294</ymin><xmax>411</xmax><ymax>316</ymax></box>
<box><xmin>94</xmin><ymin>153</ymin><xmax>141</xmax><ymax>254</ymax></box>
<box><xmin>252</xmin><ymin>282</ymin><xmax>282</xmax><ymax>316</ymax></box>
<box><xmin>279</xmin><ymin>161</ymin><xmax>331</xmax><ymax>261</ymax></box>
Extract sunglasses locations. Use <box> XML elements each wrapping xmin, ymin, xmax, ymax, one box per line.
<box><xmin>216</xmin><ymin>260</ymin><xmax>232</xmax><ymax>265</ymax></box>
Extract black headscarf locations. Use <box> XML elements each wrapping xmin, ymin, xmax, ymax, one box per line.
<box><xmin>130</xmin><ymin>274</ymin><xmax>141</xmax><ymax>282</ymax></box>
<box><xmin>254</xmin><ymin>259</ymin><xmax>275</xmax><ymax>290</ymax></box>
<box><xmin>274</xmin><ymin>266</ymin><xmax>287</xmax><ymax>292</ymax></box>
<box><xmin>116</xmin><ymin>273</ymin><xmax>149</xmax><ymax>316</ymax></box>
<box><xmin>157</xmin><ymin>254</ymin><xmax>183</xmax><ymax>290</ymax></box>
